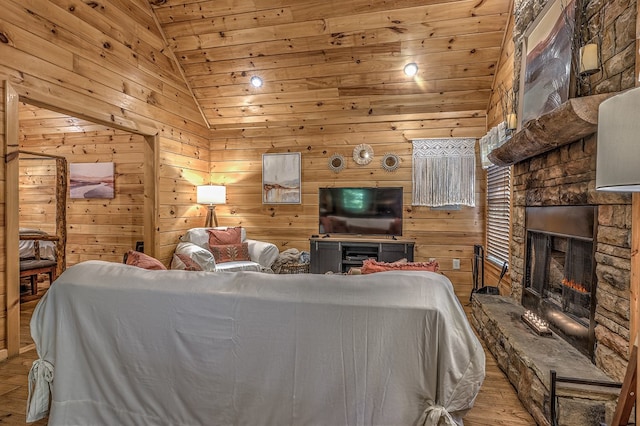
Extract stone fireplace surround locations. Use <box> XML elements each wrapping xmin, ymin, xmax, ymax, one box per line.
<box><xmin>476</xmin><ymin>0</ymin><xmax>637</xmax><ymax>420</ymax></box>
<box><xmin>511</xmin><ymin>133</ymin><xmax>631</xmax><ymax>381</ymax></box>
<box><xmin>472</xmin><ymin>131</ymin><xmax>632</xmax><ymax>425</ymax></box>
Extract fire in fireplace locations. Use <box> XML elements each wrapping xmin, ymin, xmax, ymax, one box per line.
<box><xmin>522</xmin><ymin>206</ymin><xmax>597</xmax><ymax>359</ymax></box>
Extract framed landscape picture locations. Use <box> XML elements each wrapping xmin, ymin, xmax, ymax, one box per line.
<box><xmin>70</xmin><ymin>162</ymin><xmax>115</xmax><ymax>199</ymax></box>
<box><xmin>262</xmin><ymin>153</ymin><xmax>301</xmax><ymax>204</ymax></box>
<box><xmin>519</xmin><ymin>0</ymin><xmax>576</xmax><ymax>126</ymax></box>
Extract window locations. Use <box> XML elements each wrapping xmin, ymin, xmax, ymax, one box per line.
<box><xmin>486</xmin><ymin>164</ymin><xmax>511</xmax><ymax>265</ymax></box>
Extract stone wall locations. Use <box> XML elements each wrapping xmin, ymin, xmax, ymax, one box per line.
<box><xmin>509</xmin><ymin>0</ymin><xmax>636</xmax><ymax>381</ymax></box>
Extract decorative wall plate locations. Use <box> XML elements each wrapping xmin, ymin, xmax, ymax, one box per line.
<box><xmin>328</xmin><ymin>153</ymin><xmax>345</xmax><ymax>173</ymax></box>
<box><xmin>381</xmin><ymin>153</ymin><xmax>400</xmax><ymax>172</ymax></box>
<box><xmin>353</xmin><ymin>144</ymin><xmax>374</xmax><ymax>165</ymax></box>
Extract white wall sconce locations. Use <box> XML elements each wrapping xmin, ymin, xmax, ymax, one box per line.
<box><xmin>579</xmin><ymin>43</ymin><xmax>600</xmax><ymax>76</ymax></box>
<box><xmin>404</xmin><ymin>63</ymin><xmax>418</xmax><ymax>77</ymax></box>
<box><xmin>197</xmin><ymin>185</ymin><xmax>226</xmax><ymax>227</ymax></box>
<box><xmin>250</xmin><ymin>76</ymin><xmax>263</xmax><ymax>88</ymax></box>
<box><xmin>506</xmin><ymin>113</ymin><xmax>518</xmax><ymax>131</ymax></box>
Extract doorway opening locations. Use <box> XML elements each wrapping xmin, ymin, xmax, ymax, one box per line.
<box><xmin>5</xmin><ymin>81</ymin><xmax>158</xmax><ymax>357</ymax></box>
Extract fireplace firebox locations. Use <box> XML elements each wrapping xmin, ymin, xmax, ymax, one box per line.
<box><xmin>522</xmin><ymin>206</ymin><xmax>597</xmax><ymax>359</ymax></box>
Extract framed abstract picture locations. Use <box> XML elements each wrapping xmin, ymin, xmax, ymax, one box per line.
<box><xmin>262</xmin><ymin>153</ymin><xmax>301</xmax><ymax>204</ymax></box>
<box><xmin>69</xmin><ymin>162</ymin><xmax>115</xmax><ymax>199</ymax></box>
<box><xmin>519</xmin><ymin>0</ymin><xmax>576</xmax><ymax>126</ymax></box>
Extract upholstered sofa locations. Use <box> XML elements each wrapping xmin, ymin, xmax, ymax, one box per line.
<box><xmin>27</xmin><ymin>260</ymin><xmax>485</xmax><ymax>425</ymax></box>
<box><xmin>170</xmin><ymin>227</ymin><xmax>279</xmax><ymax>273</ymax></box>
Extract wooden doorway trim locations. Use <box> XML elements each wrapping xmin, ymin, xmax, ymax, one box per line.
<box><xmin>3</xmin><ymin>80</ymin><xmax>159</xmax><ymax>358</ymax></box>
<box><xmin>5</xmin><ymin>81</ymin><xmax>20</xmax><ymax>358</ymax></box>
<box><xmin>633</xmin><ymin>0</ymin><xmax>640</xmax><ymax>411</ymax></box>
<box><xmin>144</xmin><ymin>134</ymin><xmax>159</xmax><ymax>257</ymax></box>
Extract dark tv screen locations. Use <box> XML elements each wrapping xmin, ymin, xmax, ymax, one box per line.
<box><xmin>318</xmin><ymin>187</ymin><xmax>403</xmax><ymax>236</ymax></box>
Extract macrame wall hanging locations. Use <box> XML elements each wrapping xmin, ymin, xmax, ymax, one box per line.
<box><xmin>412</xmin><ymin>138</ymin><xmax>476</xmax><ymax>207</ymax></box>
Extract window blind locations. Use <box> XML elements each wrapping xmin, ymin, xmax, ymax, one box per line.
<box><xmin>486</xmin><ymin>164</ymin><xmax>511</xmax><ymax>265</ymax></box>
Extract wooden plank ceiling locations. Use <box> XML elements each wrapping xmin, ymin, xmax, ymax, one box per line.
<box><xmin>150</xmin><ymin>0</ymin><xmax>512</xmax><ymax>130</ymax></box>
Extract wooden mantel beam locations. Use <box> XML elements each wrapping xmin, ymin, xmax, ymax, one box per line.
<box><xmin>488</xmin><ymin>93</ymin><xmax>615</xmax><ymax>167</ymax></box>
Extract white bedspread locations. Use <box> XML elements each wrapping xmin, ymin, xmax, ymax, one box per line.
<box><xmin>19</xmin><ymin>228</ymin><xmax>55</xmax><ymax>260</ymax></box>
<box><xmin>28</xmin><ymin>260</ymin><xmax>485</xmax><ymax>425</ymax></box>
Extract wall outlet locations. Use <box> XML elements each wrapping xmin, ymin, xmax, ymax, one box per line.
<box><xmin>429</xmin><ymin>258</ymin><xmax>436</xmax><ymax>262</ymax></box>
<box><xmin>452</xmin><ymin>258</ymin><xmax>460</xmax><ymax>270</ymax></box>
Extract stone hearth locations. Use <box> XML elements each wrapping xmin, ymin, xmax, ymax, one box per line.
<box><xmin>472</xmin><ymin>294</ymin><xmax>619</xmax><ymax>426</ymax></box>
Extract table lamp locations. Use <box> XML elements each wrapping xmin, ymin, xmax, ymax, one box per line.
<box><xmin>197</xmin><ymin>185</ymin><xmax>226</xmax><ymax>227</ymax></box>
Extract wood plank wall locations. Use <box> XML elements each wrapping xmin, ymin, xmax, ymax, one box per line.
<box><xmin>0</xmin><ymin>0</ymin><xmax>210</xmax><ymax>355</ymax></box>
<box><xmin>210</xmin><ymin>115</ymin><xmax>486</xmax><ymax>301</ymax></box>
<box><xmin>484</xmin><ymin>9</ymin><xmax>515</xmax><ymax>294</ymax></box>
<box><xmin>18</xmin><ymin>103</ymin><xmax>145</xmax><ymax>264</ymax></box>
<box><xmin>19</xmin><ymin>156</ymin><xmax>57</xmax><ymax>235</ymax></box>
<box><xmin>0</xmin><ymin>0</ymin><xmax>495</xmax><ymax>352</ymax></box>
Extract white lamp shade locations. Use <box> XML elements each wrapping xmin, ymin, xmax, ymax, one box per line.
<box><xmin>596</xmin><ymin>87</ymin><xmax>640</xmax><ymax>192</ymax></box>
<box><xmin>197</xmin><ymin>185</ymin><xmax>226</xmax><ymax>204</ymax></box>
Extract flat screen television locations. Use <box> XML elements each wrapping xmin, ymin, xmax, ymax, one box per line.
<box><xmin>318</xmin><ymin>187</ymin><xmax>403</xmax><ymax>236</ymax></box>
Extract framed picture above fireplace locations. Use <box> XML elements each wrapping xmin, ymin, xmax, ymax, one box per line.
<box><xmin>519</xmin><ymin>0</ymin><xmax>576</xmax><ymax>127</ymax></box>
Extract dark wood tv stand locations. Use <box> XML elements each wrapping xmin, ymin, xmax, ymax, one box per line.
<box><xmin>309</xmin><ymin>236</ymin><xmax>415</xmax><ymax>274</ymax></box>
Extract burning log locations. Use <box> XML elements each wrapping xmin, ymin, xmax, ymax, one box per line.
<box><xmin>562</xmin><ymin>278</ymin><xmax>589</xmax><ymax>294</ymax></box>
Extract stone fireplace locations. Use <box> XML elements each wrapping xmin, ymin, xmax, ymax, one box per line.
<box><xmin>522</xmin><ymin>205</ymin><xmax>597</xmax><ymax>359</ymax></box>
<box><xmin>510</xmin><ymin>134</ymin><xmax>631</xmax><ymax>381</ymax></box>
<box><xmin>472</xmin><ymin>0</ymin><xmax>637</xmax><ymax>421</ymax></box>
<box><xmin>472</xmin><ymin>135</ymin><xmax>631</xmax><ymax>425</ymax></box>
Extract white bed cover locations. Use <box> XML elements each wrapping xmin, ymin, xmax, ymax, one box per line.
<box><xmin>28</xmin><ymin>260</ymin><xmax>485</xmax><ymax>426</ymax></box>
<box><xmin>19</xmin><ymin>228</ymin><xmax>56</xmax><ymax>260</ymax></box>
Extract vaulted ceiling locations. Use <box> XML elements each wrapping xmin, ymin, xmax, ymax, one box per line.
<box><xmin>149</xmin><ymin>0</ymin><xmax>512</xmax><ymax>130</ymax></box>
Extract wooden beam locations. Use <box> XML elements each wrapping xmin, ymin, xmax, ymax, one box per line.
<box><xmin>4</xmin><ymin>80</ymin><xmax>19</xmax><ymax>357</ymax></box>
<box><xmin>55</xmin><ymin>158</ymin><xmax>67</xmax><ymax>277</ymax></box>
<box><xmin>488</xmin><ymin>93</ymin><xmax>614</xmax><ymax>166</ymax></box>
<box><xmin>634</xmin><ymin>0</ymin><xmax>640</xmax><ymax>411</ymax></box>
<box><xmin>144</xmin><ymin>135</ymin><xmax>159</xmax><ymax>258</ymax></box>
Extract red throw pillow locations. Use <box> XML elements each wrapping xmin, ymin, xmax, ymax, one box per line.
<box><xmin>209</xmin><ymin>242</ymin><xmax>250</xmax><ymax>263</ymax></box>
<box><xmin>360</xmin><ymin>259</ymin><xmax>439</xmax><ymax>274</ymax></box>
<box><xmin>175</xmin><ymin>253</ymin><xmax>203</xmax><ymax>271</ymax></box>
<box><xmin>207</xmin><ymin>227</ymin><xmax>242</xmax><ymax>246</ymax></box>
<box><xmin>125</xmin><ymin>250</ymin><xmax>167</xmax><ymax>270</ymax></box>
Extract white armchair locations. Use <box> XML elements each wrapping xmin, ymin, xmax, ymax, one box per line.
<box><xmin>170</xmin><ymin>227</ymin><xmax>279</xmax><ymax>273</ymax></box>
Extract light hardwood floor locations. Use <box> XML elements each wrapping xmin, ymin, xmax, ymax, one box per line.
<box><xmin>0</xmin><ymin>297</ymin><xmax>536</xmax><ymax>425</ymax></box>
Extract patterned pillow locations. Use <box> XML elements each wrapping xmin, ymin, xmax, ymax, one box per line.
<box><xmin>207</xmin><ymin>227</ymin><xmax>242</xmax><ymax>246</ymax></box>
<box><xmin>175</xmin><ymin>253</ymin><xmax>203</xmax><ymax>271</ymax></box>
<box><xmin>360</xmin><ymin>259</ymin><xmax>439</xmax><ymax>274</ymax></box>
<box><xmin>125</xmin><ymin>250</ymin><xmax>167</xmax><ymax>270</ymax></box>
<box><xmin>180</xmin><ymin>227</ymin><xmax>247</xmax><ymax>249</ymax></box>
<box><xmin>209</xmin><ymin>242</ymin><xmax>250</xmax><ymax>263</ymax></box>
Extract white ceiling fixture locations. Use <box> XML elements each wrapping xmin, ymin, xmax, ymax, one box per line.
<box><xmin>250</xmin><ymin>76</ymin><xmax>263</xmax><ymax>88</ymax></box>
<box><xmin>404</xmin><ymin>63</ymin><xmax>418</xmax><ymax>77</ymax></box>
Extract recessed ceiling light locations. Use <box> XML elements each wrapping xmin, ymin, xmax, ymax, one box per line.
<box><xmin>404</xmin><ymin>63</ymin><xmax>418</xmax><ymax>77</ymax></box>
<box><xmin>250</xmin><ymin>76</ymin><xmax>263</xmax><ymax>88</ymax></box>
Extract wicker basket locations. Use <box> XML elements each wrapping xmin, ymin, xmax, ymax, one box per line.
<box><xmin>279</xmin><ymin>263</ymin><xmax>310</xmax><ymax>274</ymax></box>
